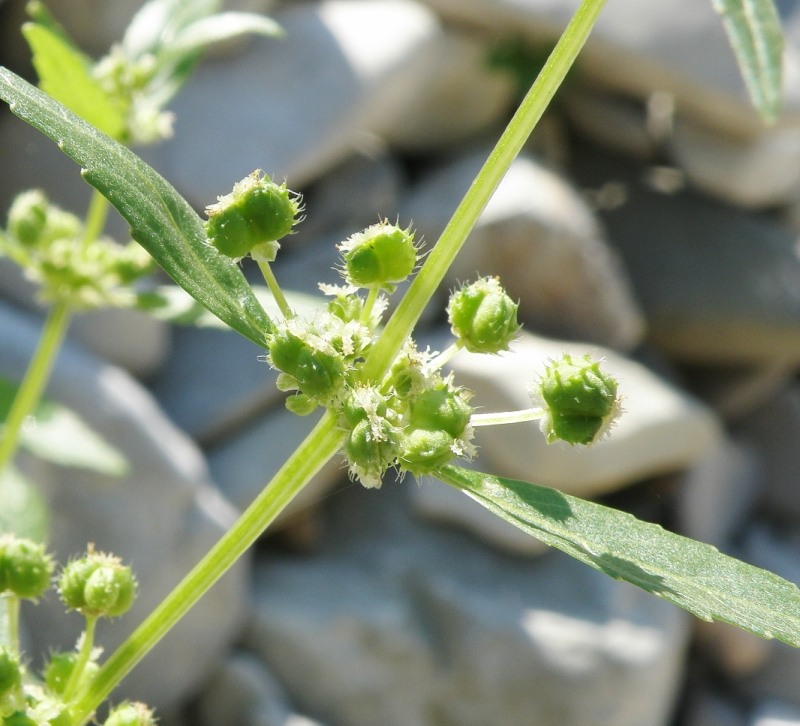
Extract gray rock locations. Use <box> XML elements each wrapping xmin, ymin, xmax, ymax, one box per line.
<box><xmin>149</xmin><ymin>323</ymin><xmax>277</xmax><ymax>444</ymax></box>
<box><xmin>674</xmin><ymin>436</ymin><xmax>761</xmax><ymax>548</ymax></box>
<box><xmin>402</xmin><ymin>150</ymin><xmax>645</xmax><ymax>350</ymax></box>
<box><xmin>0</xmin><ymin>301</ymin><xmax>248</xmax><ymax>713</ymax></box>
<box><xmin>443</xmin><ymin>328</ymin><xmax>722</xmax><ymax>500</ymax></box>
<box><xmin>751</xmin><ymin>699</ymin><xmax>800</xmax><ymax>726</ymax></box>
<box><xmin>417</xmin><ymin>0</ymin><xmax>800</xmax><ymax>207</ymax></box>
<box><xmin>417</xmin><ymin>0</ymin><xmax>800</xmax><ymax>136</ymax></box>
<box><xmin>409</xmin><ymin>467</ymin><xmax>550</xmax><ymax>556</ymax></box>
<box><xmin>670</xmin><ymin>119</ymin><xmax>800</xmax><ymax>209</ymax></box>
<box><xmin>562</xmin><ymin>88</ymin><xmax>657</xmax><ymax>161</ymax></box>
<box><xmin>244</xmin><ymin>480</ymin><xmax>690</xmax><ymax>726</ymax></box>
<box><xmin>150</xmin><ymin>0</ymin><xmax>443</xmax><ymax>206</ymax></box>
<box><xmin>207</xmin><ymin>403</ymin><xmax>346</xmax><ymax>528</ymax></box>
<box><xmin>734</xmin><ymin>385</ymin><xmax>800</xmax><ymax>524</ymax></box>
<box><xmin>293</xmin><ymin>149</ymin><xmax>404</xmax><ymax>250</ymax></box>
<box><xmin>682</xmin><ymin>688</ymin><xmax>748</xmax><ymax>726</ymax></box>
<box><xmin>194</xmin><ymin>650</ymin><xmax>319</xmax><ymax>726</ymax></box>
<box><xmin>148</xmin><ymin>289</ymin><xmax>320</xmax><ymax>443</ymax></box>
<box><xmin>375</xmin><ymin>29</ymin><xmax>515</xmax><ymax>151</ymax></box>
<box><xmin>573</xmin><ymin>148</ymin><xmax>800</xmax><ymax>365</ymax></box>
<box><xmin>683</xmin><ymin>361</ymin><xmax>798</xmax><ymax>425</ymax></box>
<box><xmin>735</xmin><ymin>524</ymin><xmax>800</xmax><ymax>708</ymax></box>
<box><xmin>695</xmin><ymin>618</ymin><xmax>773</xmax><ymax>680</ymax></box>
<box><xmin>0</xmin><ymin>253</ymin><xmax>171</xmax><ymax>377</ymax></box>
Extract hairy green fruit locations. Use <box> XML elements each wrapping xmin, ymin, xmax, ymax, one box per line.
<box><xmin>205</xmin><ymin>170</ymin><xmax>300</xmax><ymax>259</ymax></box>
<box><xmin>44</xmin><ymin>651</ymin><xmax>99</xmax><ymax>696</ymax></box>
<box><xmin>344</xmin><ymin>418</ymin><xmax>402</xmax><ymax>489</ymax></box>
<box><xmin>408</xmin><ymin>386</ymin><xmax>471</xmax><ymax>439</ymax></box>
<box><xmin>0</xmin><ymin>534</ymin><xmax>54</xmax><ymax>600</ymax></box>
<box><xmin>7</xmin><ymin>189</ymin><xmax>48</xmax><ymax>247</ymax></box>
<box><xmin>0</xmin><ymin>648</ymin><xmax>21</xmax><ymax>700</ymax></box>
<box><xmin>268</xmin><ymin>325</ymin><xmax>345</xmax><ymax>402</ymax></box>
<box><xmin>537</xmin><ymin>354</ymin><xmax>619</xmax><ymax>445</ymax></box>
<box><xmin>399</xmin><ymin>428</ymin><xmax>455</xmax><ymax>475</ymax></box>
<box><xmin>58</xmin><ymin>549</ymin><xmax>137</xmax><ymax>618</ymax></box>
<box><xmin>339</xmin><ymin>222</ymin><xmax>417</xmax><ymax>290</ymax></box>
<box><xmin>447</xmin><ymin>277</ymin><xmax>519</xmax><ymax>354</ymax></box>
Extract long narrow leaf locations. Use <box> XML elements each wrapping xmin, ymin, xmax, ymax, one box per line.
<box><xmin>710</xmin><ymin>0</ymin><xmax>784</xmax><ymax>122</ymax></box>
<box><xmin>0</xmin><ymin>67</ymin><xmax>272</xmax><ymax>347</ymax></box>
<box><xmin>437</xmin><ymin>464</ymin><xmax>800</xmax><ymax>646</ymax></box>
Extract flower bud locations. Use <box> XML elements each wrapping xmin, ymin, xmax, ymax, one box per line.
<box><xmin>537</xmin><ymin>353</ymin><xmax>619</xmax><ymax>445</ymax></box>
<box><xmin>205</xmin><ymin>171</ymin><xmax>301</xmax><ymax>259</ymax></box>
<box><xmin>447</xmin><ymin>277</ymin><xmax>519</xmax><ymax>354</ymax></box>
<box><xmin>339</xmin><ymin>222</ymin><xmax>417</xmax><ymax>291</ymax></box>
<box><xmin>344</xmin><ymin>417</ymin><xmax>402</xmax><ymax>489</ymax></box>
<box><xmin>58</xmin><ymin>550</ymin><xmax>137</xmax><ymax>618</ymax></box>
<box><xmin>0</xmin><ymin>534</ymin><xmax>54</xmax><ymax>600</ymax></box>
<box><xmin>103</xmin><ymin>701</ymin><xmax>157</xmax><ymax>726</ymax></box>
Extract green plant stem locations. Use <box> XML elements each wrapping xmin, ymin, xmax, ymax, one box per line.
<box><xmin>0</xmin><ymin>299</ymin><xmax>71</xmax><ymax>473</ymax></box>
<box><xmin>62</xmin><ymin>615</ymin><xmax>97</xmax><ymax>702</ymax></box>
<box><xmin>0</xmin><ymin>594</ymin><xmax>20</xmax><ymax>655</ymax></box>
<box><xmin>361</xmin><ymin>287</ymin><xmax>379</xmax><ymax>324</ymax></box>
<box><xmin>70</xmin><ymin>411</ymin><xmax>343</xmax><ymax>724</ymax></box>
<box><xmin>81</xmin><ymin>189</ymin><xmax>110</xmax><ymax>250</ymax></box>
<box><xmin>428</xmin><ymin>342</ymin><xmax>461</xmax><ymax>371</ymax></box>
<box><xmin>471</xmin><ymin>407</ymin><xmax>546</xmax><ymax>427</ymax></box>
<box><xmin>359</xmin><ymin>0</ymin><xmax>607</xmax><ymax>384</ymax></box>
<box><xmin>257</xmin><ymin>259</ymin><xmax>292</xmax><ymax>318</ymax></box>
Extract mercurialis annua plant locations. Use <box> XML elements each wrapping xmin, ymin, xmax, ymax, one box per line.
<box><xmin>205</xmin><ymin>172</ymin><xmax>620</xmax><ymax>490</ymax></box>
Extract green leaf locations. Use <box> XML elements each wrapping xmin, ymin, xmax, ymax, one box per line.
<box><xmin>437</xmin><ymin>464</ymin><xmax>800</xmax><ymax>646</ymax></box>
<box><xmin>22</xmin><ymin>23</ymin><xmax>127</xmax><ymax>140</ymax></box>
<box><xmin>710</xmin><ymin>0</ymin><xmax>784</xmax><ymax>122</ymax></box>
<box><xmin>135</xmin><ymin>284</ymin><xmax>323</xmax><ymax>328</ymax></box>
<box><xmin>167</xmin><ymin>13</ymin><xmax>282</xmax><ymax>59</ymax></box>
<box><xmin>0</xmin><ymin>67</ymin><xmax>272</xmax><ymax>348</ymax></box>
<box><xmin>0</xmin><ymin>377</ymin><xmax>127</xmax><ymax>475</ymax></box>
<box><xmin>0</xmin><ymin>466</ymin><xmax>49</xmax><ymax>543</ymax></box>
<box><xmin>20</xmin><ymin>400</ymin><xmax>128</xmax><ymax>476</ymax></box>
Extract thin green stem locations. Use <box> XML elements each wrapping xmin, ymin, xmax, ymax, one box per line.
<box><xmin>81</xmin><ymin>189</ymin><xmax>110</xmax><ymax>250</ymax></box>
<box><xmin>471</xmin><ymin>407</ymin><xmax>546</xmax><ymax>428</ymax></box>
<box><xmin>70</xmin><ymin>411</ymin><xmax>344</xmax><ymax>724</ymax></box>
<box><xmin>360</xmin><ymin>287</ymin><xmax>379</xmax><ymax>325</ymax></box>
<box><xmin>257</xmin><ymin>260</ymin><xmax>292</xmax><ymax>319</ymax></box>
<box><xmin>62</xmin><ymin>615</ymin><xmax>97</xmax><ymax>703</ymax></box>
<box><xmin>0</xmin><ymin>594</ymin><xmax>20</xmax><ymax>655</ymax></box>
<box><xmin>427</xmin><ymin>342</ymin><xmax>462</xmax><ymax>371</ymax></box>
<box><xmin>360</xmin><ymin>0</ymin><xmax>607</xmax><ymax>383</ymax></box>
<box><xmin>0</xmin><ymin>299</ymin><xmax>72</xmax><ymax>473</ymax></box>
